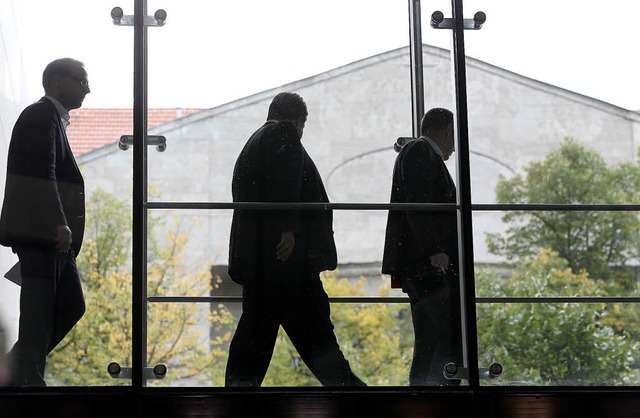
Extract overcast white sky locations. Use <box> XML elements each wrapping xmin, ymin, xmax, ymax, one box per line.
<box><xmin>12</xmin><ymin>0</ymin><xmax>640</xmax><ymax>110</ymax></box>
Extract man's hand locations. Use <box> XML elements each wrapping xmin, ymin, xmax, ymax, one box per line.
<box><xmin>429</xmin><ymin>253</ymin><xmax>449</xmax><ymax>272</ymax></box>
<box><xmin>54</xmin><ymin>225</ymin><xmax>72</xmax><ymax>253</ymax></box>
<box><xmin>276</xmin><ymin>230</ymin><xmax>295</xmax><ymax>262</ymax></box>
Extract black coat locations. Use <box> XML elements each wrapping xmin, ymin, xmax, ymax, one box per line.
<box><xmin>0</xmin><ymin>97</ymin><xmax>85</xmax><ymax>254</ymax></box>
<box><xmin>228</xmin><ymin>121</ymin><xmax>336</xmax><ymax>285</ymax></box>
<box><xmin>382</xmin><ymin>137</ymin><xmax>458</xmax><ymax>278</ymax></box>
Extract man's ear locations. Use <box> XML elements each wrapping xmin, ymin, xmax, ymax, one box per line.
<box><xmin>447</xmin><ymin>123</ymin><xmax>454</xmax><ymax>137</ymax></box>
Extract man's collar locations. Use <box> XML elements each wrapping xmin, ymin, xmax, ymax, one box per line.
<box><xmin>420</xmin><ymin>135</ymin><xmax>444</xmax><ymax>159</ymax></box>
<box><xmin>44</xmin><ymin>95</ymin><xmax>70</xmax><ymax>129</ymax></box>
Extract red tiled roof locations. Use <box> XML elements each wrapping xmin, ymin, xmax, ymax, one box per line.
<box><xmin>67</xmin><ymin>108</ymin><xmax>203</xmax><ymax>155</ymax></box>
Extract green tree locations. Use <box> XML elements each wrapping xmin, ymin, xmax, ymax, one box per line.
<box><xmin>476</xmin><ymin>249</ymin><xmax>638</xmax><ymax>385</ymax></box>
<box><xmin>481</xmin><ymin>138</ymin><xmax>640</xmax><ymax>385</ymax></box>
<box><xmin>46</xmin><ymin>189</ymin><xmax>233</xmax><ymax>386</ymax></box>
<box><xmin>487</xmin><ymin>137</ymin><xmax>640</xmax><ymax>293</ymax></box>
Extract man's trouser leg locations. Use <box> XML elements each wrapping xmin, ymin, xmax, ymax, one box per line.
<box><xmin>402</xmin><ymin>272</ymin><xmax>462</xmax><ymax>386</ymax></box>
<box><xmin>9</xmin><ymin>248</ymin><xmax>84</xmax><ymax>387</ymax></box>
<box><xmin>282</xmin><ymin>273</ymin><xmax>366</xmax><ymax>387</ymax></box>
<box><xmin>225</xmin><ymin>283</ymin><xmax>280</xmax><ymax>387</ymax></box>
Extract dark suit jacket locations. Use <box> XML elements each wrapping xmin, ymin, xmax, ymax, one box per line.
<box><xmin>228</xmin><ymin>121</ymin><xmax>337</xmax><ymax>285</ymax></box>
<box><xmin>382</xmin><ymin>137</ymin><xmax>458</xmax><ymax>282</ymax></box>
<box><xmin>0</xmin><ymin>97</ymin><xmax>85</xmax><ymax>254</ymax></box>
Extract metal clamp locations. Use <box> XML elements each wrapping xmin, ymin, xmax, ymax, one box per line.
<box><xmin>107</xmin><ymin>361</ymin><xmax>167</xmax><ymax>380</ymax></box>
<box><xmin>111</xmin><ymin>7</ymin><xmax>167</xmax><ymax>27</ymax></box>
<box><xmin>394</xmin><ymin>136</ymin><xmax>416</xmax><ymax>152</ymax></box>
<box><xmin>118</xmin><ymin>135</ymin><xmax>166</xmax><ymax>152</ymax></box>
<box><xmin>443</xmin><ymin>362</ymin><xmax>503</xmax><ymax>380</ymax></box>
<box><xmin>431</xmin><ymin>10</ymin><xmax>486</xmax><ymax>30</ymax></box>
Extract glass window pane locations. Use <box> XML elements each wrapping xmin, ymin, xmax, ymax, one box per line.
<box><xmin>140</xmin><ymin>0</ymin><xmax>471</xmax><ymax>388</ymax></box>
<box><xmin>0</xmin><ymin>0</ymin><xmax>133</xmax><ymax>386</ymax></box>
<box><xmin>146</xmin><ymin>205</ymin><xmax>467</xmax><ymax>387</ymax></box>
<box><xmin>145</xmin><ymin>0</ymin><xmax>412</xmax><ymax>204</ymax></box>
<box><xmin>466</xmin><ymin>0</ymin><xmax>640</xmax><ymax>387</ymax></box>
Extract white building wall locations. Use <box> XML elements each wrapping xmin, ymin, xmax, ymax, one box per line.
<box><xmin>78</xmin><ymin>45</ymin><xmax>640</xmax><ymax>275</ymax></box>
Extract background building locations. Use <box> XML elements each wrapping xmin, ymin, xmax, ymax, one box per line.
<box><xmin>73</xmin><ymin>44</ymin><xmax>640</xmax><ymax>280</ymax></box>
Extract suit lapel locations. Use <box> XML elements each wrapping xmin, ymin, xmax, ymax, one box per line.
<box><xmin>42</xmin><ymin>97</ymin><xmax>81</xmax><ymax>175</ymax></box>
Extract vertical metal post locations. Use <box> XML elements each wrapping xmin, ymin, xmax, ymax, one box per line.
<box><xmin>132</xmin><ymin>0</ymin><xmax>149</xmax><ymax>388</ymax></box>
<box><xmin>408</xmin><ymin>0</ymin><xmax>424</xmax><ymax>137</ymax></box>
<box><xmin>450</xmin><ymin>0</ymin><xmax>480</xmax><ymax>388</ymax></box>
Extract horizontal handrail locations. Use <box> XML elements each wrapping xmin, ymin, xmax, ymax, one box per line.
<box><xmin>147</xmin><ymin>296</ymin><xmax>640</xmax><ymax>304</ymax></box>
<box><xmin>146</xmin><ymin>202</ymin><xmax>457</xmax><ymax>210</ymax></box>
<box><xmin>146</xmin><ymin>201</ymin><xmax>640</xmax><ymax>211</ymax></box>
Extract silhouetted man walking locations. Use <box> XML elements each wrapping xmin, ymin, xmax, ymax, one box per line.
<box><xmin>226</xmin><ymin>92</ymin><xmax>365</xmax><ymax>387</ymax></box>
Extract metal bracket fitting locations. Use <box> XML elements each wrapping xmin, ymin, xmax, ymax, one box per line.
<box><xmin>431</xmin><ymin>10</ymin><xmax>486</xmax><ymax>30</ymax></box>
<box><xmin>443</xmin><ymin>362</ymin><xmax>503</xmax><ymax>380</ymax></box>
<box><xmin>107</xmin><ymin>362</ymin><xmax>167</xmax><ymax>380</ymax></box>
<box><xmin>111</xmin><ymin>7</ymin><xmax>167</xmax><ymax>27</ymax></box>
<box><xmin>118</xmin><ymin>135</ymin><xmax>167</xmax><ymax>152</ymax></box>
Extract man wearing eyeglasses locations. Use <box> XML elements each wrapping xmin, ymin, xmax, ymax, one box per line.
<box><xmin>0</xmin><ymin>58</ymin><xmax>89</xmax><ymax>386</ymax></box>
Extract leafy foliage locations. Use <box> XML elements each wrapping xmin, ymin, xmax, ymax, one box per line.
<box><xmin>486</xmin><ymin>138</ymin><xmax>640</xmax><ymax>291</ymax></box>
<box><xmin>44</xmin><ymin>189</ymin><xmax>414</xmax><ymax>386</ymax></box>
<box><xmin>46</xmin><ymin>189</ymin><xmax>232</xmax><ymax>386</ymax></box>
<box><xmin>476</xmin><ymin>250</ymin><xmax>638</xmax><ymax>385</ymax></box>
<box><xmin>481</xmin><ymin>138</ymin><xmax>640</xmax><ymax>385</ymax></box>
<box><xmin>41</xmin><ymin>138</ymin><xmax>640</xmax><ymax>387</ymax></box>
